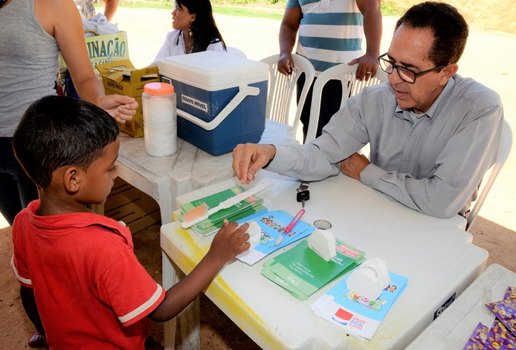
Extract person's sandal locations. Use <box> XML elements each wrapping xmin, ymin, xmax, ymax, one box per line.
<box><xmin>28</xmin><ymin>331</ymin><xmax>47</xmax><ymax>348</ymax></box>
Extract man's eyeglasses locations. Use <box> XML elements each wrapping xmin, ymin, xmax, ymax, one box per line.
<box><xmin>378</xmin><ymin>53</ymin><xmax>446</xmax><ymax>84</ymax></box>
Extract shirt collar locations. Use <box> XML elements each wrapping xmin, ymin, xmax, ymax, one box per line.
<box><xmin>26</xmin><ymin>200</ymin><xmax>131</xmax><ymax>242</ymax></box>
<box><xmin>395</xmin><ymin>76</ymin><xmax>456</xmax><ymax>120</ymax></box>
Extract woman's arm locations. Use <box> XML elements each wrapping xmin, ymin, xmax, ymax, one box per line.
<box><xmin>35</xmin><ymin>0</ymin><xmax>137</xmax><ymax>122</ymax></box>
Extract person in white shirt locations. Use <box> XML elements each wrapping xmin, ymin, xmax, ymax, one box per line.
<box><xmin>153</xmin><ymin>0</ymin><xmax>226</xmax><ymax>63</ymax></box>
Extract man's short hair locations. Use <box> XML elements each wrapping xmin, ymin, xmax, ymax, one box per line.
<box><xmin>13</xmin><ymin>96</ymin><xmax>119</xmax><ymax>188</ymax></box>
<box><xmin>395</xmin><ymin>1</ymin><xmax>469</xmax><ymax>66</ymax></box>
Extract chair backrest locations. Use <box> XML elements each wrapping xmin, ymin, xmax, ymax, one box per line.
<box><xmin>466</xmin><ymin>119</ymin><xmax>513</xmax><ymax>231</ymax></box>
<box><xmin>260</xmin><ymin>54</ymin><xmax>315</xmax><ymax>138</ymax></box>
<box><xmin>305</xmin><ymin>64</ymin><xmax>387</xmax><ymax>143</ymax></box>
<box><xmin>226</xmin><ymin>46</ymin><xmax>247</xmax><ymax>58</ymax></box>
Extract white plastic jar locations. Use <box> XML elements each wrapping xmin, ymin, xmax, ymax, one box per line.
<box><xmin>142</xmin><ymin>82</ymin><xmax>177</xmax><ymax>157</ymax></box>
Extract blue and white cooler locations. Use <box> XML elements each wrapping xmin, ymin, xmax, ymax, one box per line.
<box><xmin>157</xmin><ymin>51</ymin><xmax>268</xmax><ymax>156</ymax></box>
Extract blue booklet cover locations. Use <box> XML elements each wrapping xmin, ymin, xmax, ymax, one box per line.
<box><xmin>311</xmin><ymin>271</ymin><xmax>408</xmax><ymax>340</ymax></box>
<box><xmin>237</xmin><ymin>210</ymin><xmax>314</xmax><ymax>265</ymax></box>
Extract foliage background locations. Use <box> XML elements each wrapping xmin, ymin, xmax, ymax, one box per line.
<box><xmin>119</xmin><ymin>0</ymin><xmax>515</xmax><ymax>33</ymax></box>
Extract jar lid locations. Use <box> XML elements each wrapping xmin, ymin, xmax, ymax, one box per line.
<box><xmin>144</xmin><ymin>82</ymin><xmax>174</xmax><ymax>96</ymax></box>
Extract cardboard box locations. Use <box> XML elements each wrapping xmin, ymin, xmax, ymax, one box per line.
<box><xmin>97</xmin><ymin>59</ymin><xmax>160</xmax><ymax>137</ymax></box>
<box><xmin>104</xmin><ymin>178</ymin><xmax>161</xmax><ymax>233</ymax></box>
<box><xmin>157</xmin><ymin>51</ymin><xmax>268</xmax><ymax>155</ymax></box>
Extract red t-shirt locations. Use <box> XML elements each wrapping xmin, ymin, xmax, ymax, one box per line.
<box><xmin>11</xmin><ymin>200</ymin><xmax>166</xmax><ymax>349</ymax></box>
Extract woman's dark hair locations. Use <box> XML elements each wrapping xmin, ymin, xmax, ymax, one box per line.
<box><xmin>178</xmin><ymin>0</ymin><xmax>227</xmax><ymax>52</ymax></box>
<box><xmin>395</xmin><ymin>2</ymin><xmax>469</xmax><ymax>66</ymax></box>
<box><xmin>13</xmin><ymin>96</ymin><xmax>119</xmax><ymax>188</ymax></box>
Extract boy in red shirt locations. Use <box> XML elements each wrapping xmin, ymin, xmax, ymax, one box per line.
<box><xmin>10</xmin><ymin>96</ymin><xmax>251</xmax><ymax>349</ymax></box>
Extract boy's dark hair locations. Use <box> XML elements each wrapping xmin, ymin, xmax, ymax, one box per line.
<box><xmin>13</xmin><ymin>96</ymin><xmax>119</xmax><ymax>189</ymax></box>
<box><xmin>395</xmin><ymin>2</ymin><xmax>469</xmax><ymax>66</ymax></box>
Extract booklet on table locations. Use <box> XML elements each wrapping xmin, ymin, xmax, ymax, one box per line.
<box><xmin>176</xmin><ymin>185</ymin><xmax>267</xmax><ymax>236</ymax></box>
<box><xmin>310</xmin><ymin>271</ymin><xmax>408</xmax><ymax>340</ymax></box>
<box><xmin>261</xmin><ymin>239</ymin><xmax>366</xmax><ymax>300</ymax></box>
<box><xmin>236</xmin><ymin>210</ymin><xmax>315</xmax><ymax>265</ymax></box>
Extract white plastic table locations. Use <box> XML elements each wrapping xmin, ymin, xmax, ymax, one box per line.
<box><xmin>116</xmin><ymin>120</ymin><xmax>294</xmax><ymax>224</ymax></box>
<box><xmin>161</xmin><ymin>172</ymin><xmax>484</xmax><ymax>350</ymax></box>
<box><xmin>407</xmin><ymin>263</ymin><xmax>515</xmax><ymax>349</ymax></box>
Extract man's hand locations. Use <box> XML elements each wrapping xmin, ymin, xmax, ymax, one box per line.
<box><xmin>340</xmin><ymin>153</ymin><xmax>369</xmax><ymax>180</ymax></box>
<box><xmin>232</xmin><ymin>144</ymin><xmax>276</xmax><ymax>184</ymax></box>
<box><xmin>97</xmin><ymin>95</ymin><xmax>138</xmax><ymax>124</ymax></box>
<box><xmin>277</xmin><ymin>53</ymin><xmax>294</xmax><ymax>75</ymax></box>
<box><xmin>348</xmin><ymin>53</ymin><xmax>379</xmax><ymax>81</ymax></box>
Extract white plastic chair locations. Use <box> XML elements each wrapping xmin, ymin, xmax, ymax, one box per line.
<box><xmin>260</xmin><ymin>54</ymin><xmax>315</xmax><ymax>142</ymax></box>
<box><xmin>305</xmin><ymin>64</ymin><xmax>387</xmax><ymax>143</ymax></box>
<box><xmin>466</xmin><ymin>119</ymin><xmax>512</xmax><ymax>231</ymax></box>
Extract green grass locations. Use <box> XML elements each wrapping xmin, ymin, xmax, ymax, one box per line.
<box><xmin>118</xmin><ymin>1</ymin><xmax>400</xmax><ymax>18</ymax></box>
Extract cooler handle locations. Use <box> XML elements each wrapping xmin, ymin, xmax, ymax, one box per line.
<box><xmin>176</xmin><ymin>84</ymin><xmax>260</xmax><ymax>131</ymax></box>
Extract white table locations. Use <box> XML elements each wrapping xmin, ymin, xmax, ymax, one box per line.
<box><xmin>407</xmin><ymin>263</ymin><xmax>515</xmax><ymax>349</ymax></box>
<box><xmin>161</xmin><ymin>172</ymin><xmax>483</xmax><ymax>349</ymax></box>
<box><xmin>116</xmin><ymin>120</ymin><xmax>294</xmax><ymax>224</ymax></box>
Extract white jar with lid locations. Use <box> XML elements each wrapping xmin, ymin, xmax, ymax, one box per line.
<box><xmin>142</xmin><ymin>82</ymin><xmax>177</xmax><ymax>157</ymax></box>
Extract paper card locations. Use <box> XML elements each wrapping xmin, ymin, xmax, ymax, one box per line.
<box><xmin>237</xmin><ymin>210</ymin><xmax>314</xmax><ymax>265</ymax></box>
<box><xmin>311</xmin><ymin>271</ymin><xmax>408</xmax><ymax>340</ymax></box>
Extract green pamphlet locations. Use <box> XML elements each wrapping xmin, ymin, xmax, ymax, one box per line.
<box><xmin>177</xmin><ymin>185</ymin><xmax>267</xmax><ymax>236</ymax></box>
<box><xmin>261</xmin><ymin>240</ymin><xmax>366</xmax><ymax>300</ymax></box>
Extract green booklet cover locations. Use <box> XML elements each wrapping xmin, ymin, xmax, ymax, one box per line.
<box><xmin>177</xmin><ymin>185</ymin><xmax>267</xmax><ymax>236</ymax></box>
<box><xmin>261</xmin><ymin>240</ymin><xmax>366</xmax><ymax>300</ymax></box>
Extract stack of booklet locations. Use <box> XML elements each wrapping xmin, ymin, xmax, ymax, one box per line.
<box><xmin>261</xmin><ymin>240</ymin><xmax>366</xmax><ymax>300</ymax></box>
<box><xmin>310</xmin><ymin>271</ymin><xmax>408</xmax><ymax>340</ymax></box>
<box><xmin>176</xmin><ymin>185</ymin><xmax>267</xmax><ymax>236</ymax></box>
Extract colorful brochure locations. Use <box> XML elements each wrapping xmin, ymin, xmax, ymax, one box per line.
<box><xmin>176</xmin><ymin>185</ymin><xmax>267</xmax><ymax>236</ymax></box>
<box><xmin>237</xmin><ymin>210</ymin><xmax>315</xmax><ymax>265</ymax></box>
<box><xmin>261</xmin><ymin>240</ymin><xmax>366</xmax><ymax>300</ymax></box>
<box><xmin>310</xmin><ymin>271</ymin><xmax>408</xmax><ymax>340</ymax></box>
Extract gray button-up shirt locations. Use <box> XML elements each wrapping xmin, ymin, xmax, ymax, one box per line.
<box><xmin>268</xmin><ymin>75</ymin><xmax>504</xmax><ymax>217</ymax></box>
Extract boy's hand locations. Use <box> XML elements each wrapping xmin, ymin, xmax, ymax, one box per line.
<box><xmin>208</xmin><ymin>220</ymin><xmax>250</xmax><ymax>263</ymax></box>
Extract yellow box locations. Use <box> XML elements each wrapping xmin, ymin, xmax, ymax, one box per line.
<box><xmin>104</xmin><ymin>178</ymin><xmax>161</xmax><ymax>233</ymax></box>
<box><xmin>97</xmin><ymin>60</ymin><xmax>160</xmax><ymax>137</ymax></box>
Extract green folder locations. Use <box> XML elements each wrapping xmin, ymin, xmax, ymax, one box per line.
<box><xmin>261</xmin><ymin>240</ymin><xmax>366</xmax><ymax>300</ymax></box>
<box><xmin>178</xmin><ymin>185</ymin><xmax>267</xmax><ymax>236</ymax></box>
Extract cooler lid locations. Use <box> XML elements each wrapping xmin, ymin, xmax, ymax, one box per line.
<box><xmin>157</xmin><ymin>51</ymin><xmax>268</xmax><ymax>90</ymax></box>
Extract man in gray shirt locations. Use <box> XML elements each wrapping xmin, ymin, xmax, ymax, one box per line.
<box><xmin>232</xmin><ymin>1</ymin><xmax>504</xmax><ymax>218</ymax></box>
